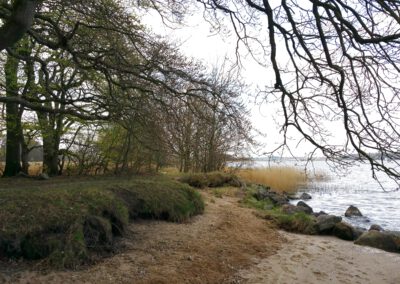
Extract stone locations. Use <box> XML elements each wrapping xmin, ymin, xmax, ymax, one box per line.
<box><xmin>300</xmin><ymin>192</ymin><xmax>312</xmax><ymax>200</ymax></box>
<box><xmin>37</xmin><ymin>173</ymin><xmax>50</xmax><ymax>180</ymax></box>
<box><xmin>315</xmin><ymin>214</ymin><xmax>342</xmax><ymax>233</ymax></box>
<box><xmin>332</xmin><ymin>222</ymin><xmax>358</xmax><ymax>241</ymax></box>
<box><xmin>254</xmin><ymin>187</ymin><xmax>289</xmax><ymax>206</ymax></box>
<box><xmin>353</xmin><ymin>227</ymin><xmax>367</xmax><ymax>240</ymax></box>
<box><xmin>296</xmin><ymin>201</ymin><xmax>313</xmax><ymax>214</ymax></box>
<box><xmin>354</xmin><ymin>231</ymin><xmax>400</xmax><ymax>253</ymax></box>
<box><xmin>312</xmin><ymin>211</ymin><xmax>327</xmax><ymax>218</ymax></box>
<box><xmin>16</xmin><ymin>171</ymin><xmax>30</xmax><ymax>178</ymax></box>
<box><xmin>253</xmin><ymin>186</ymin><xmax>271</xmax><ymax>200</ymax></box>
<box><xmin>369</xmin><ymin>224</ymin><xmax>384</xmax><ymax>232</ymax></box>
<box><xmin>281</xmin><ymin>204</ymin><xmax>309</xmax><ymax>215</ymax></box>
<box><xmin>345</xmin><ymin>205</ymin><xmax>363</xmax><ymax>217</ymax></box>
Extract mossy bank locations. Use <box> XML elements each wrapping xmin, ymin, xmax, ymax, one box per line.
<box><xmin>0</xmin><ymin>176</ymin><xmax>204</xmax><ymax>268</ymax></box>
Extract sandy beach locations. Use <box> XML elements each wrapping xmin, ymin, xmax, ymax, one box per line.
<box><xmin>240</xmin><ymin>232</ymin><xmax>400</xmax><ymax>284</ymax></box>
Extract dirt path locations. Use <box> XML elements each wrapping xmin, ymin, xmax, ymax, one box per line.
<box><xmin>1</xmin><ymin>192</ymin><xmax>283</xmax><ymax>283</ymax></box>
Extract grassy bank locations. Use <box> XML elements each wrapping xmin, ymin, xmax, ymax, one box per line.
<box><xmin>241</xmin><ymin>185</ymin><xmax>316</xmax><ymax>235</ymax></box>
<box><xmin>0</xmin><ymin>176</ymin><xmax>204</xmax><ymax>268</ymax></box>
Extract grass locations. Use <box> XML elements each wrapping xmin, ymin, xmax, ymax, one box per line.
<box><xmin>236</xmin><ymin>167</ymin><xmax>308</xmax><ymax>193</ymax></box>
<box><xmin>241</xmin><ymin>185</ymin><xmax>316</xmax><ymax>235</ymax></box>
<box><xmin>0</xmin><ymin>176</ymin><xmax>204</xmax><ymax>268</ymax></box>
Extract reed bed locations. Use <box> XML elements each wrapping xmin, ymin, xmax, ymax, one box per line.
<box><xmin>237</xmin><ymin>167</ymin><xmax>308</xmax><ymax>193</ymax></box>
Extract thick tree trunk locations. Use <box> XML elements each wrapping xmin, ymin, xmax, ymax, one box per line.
<box><xmin>3</xmin><ymin>53</ymin><xmax>22</xmax><ymax>177</ymax></box>
<box><xmin>0</xmin><ymin>0</ymin><xmax>37</xmax><ymax>50</ymax></box>
<box><xmin>42</xmin><ymin>135</ymin><xmax>59</xmax><ymax>176</ymax></box>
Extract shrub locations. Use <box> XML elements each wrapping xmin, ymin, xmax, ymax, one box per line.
<box><xmin>179</xmin><ymin>172</ymin><xmax>241</xmax><ymax>188</ymax></box>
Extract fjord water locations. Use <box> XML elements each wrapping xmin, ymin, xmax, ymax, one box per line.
<box><xmin>252</xmin><ymin>159</ymin><xmax>400</xmax><ymax>231</ymax></box>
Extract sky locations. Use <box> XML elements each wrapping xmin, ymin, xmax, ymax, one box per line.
<box><xmin>140</xmin><ymin>9</ymin><xmax>342</xmax><ymax>158</ymax></box>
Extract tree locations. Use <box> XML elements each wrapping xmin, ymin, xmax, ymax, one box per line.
<box><xmin>0</xmin><ymin>0</ymin><xmax>38</xmax><ymax>51</ymax></box>
<box><xmin>2</xmin><ymin>50</ymin><xmax>22</xmax><ymax>176</ymax></box>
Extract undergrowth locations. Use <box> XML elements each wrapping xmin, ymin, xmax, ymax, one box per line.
<box><xmin>241</xmin><ymin>185</ymin><xmax>316</xmax><ymax>235</ymax></box>
<box><xmin>179</xmin><ymin>172</ymin><xmax>241</xmax><ymax>189</ymax></box>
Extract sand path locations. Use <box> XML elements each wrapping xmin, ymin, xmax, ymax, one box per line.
<box><xmin>1</xmin><ymin>192</ymin><xmax>400</xmax><ymax>283</ymax></box>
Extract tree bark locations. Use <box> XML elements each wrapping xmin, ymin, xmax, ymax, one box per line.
<box><xmin>3</xmin><ymin>53</ymin><xmax>22</xmax><ymax>177</ymax></box>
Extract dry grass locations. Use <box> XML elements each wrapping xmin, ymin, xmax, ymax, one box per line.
<box><xmin>0</xmin><ymin>162</ymin><xmax>42</xmax><ymax>176</ymax></box>
<box><xmin>237</xmin><ymin>167</ymin><xmax>307</xmax><ymax>193</ymax></box>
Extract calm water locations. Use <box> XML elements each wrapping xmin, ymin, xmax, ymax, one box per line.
<box><xmin>249</xmin><ymin>159</ymin><xmax>400</xmax><ymax>231</ymax></box>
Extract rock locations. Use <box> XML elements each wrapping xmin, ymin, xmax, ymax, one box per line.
<box><xmin>354</xmin><ymin>227</ymin><xmax>367</xmax><ymax>240</ymax></box>
<box><xmin>37</xmin><ymin>173</ymin><xmax>50</xmax><ymax>180</ymax></box>
<box><xmin>332</xmin><ymin>222</ymin><xmax>359</xmax><ymax>241</ymax></box>
<box><xmin>369</xmin><ymin>224</ymin><xmax>384</xmax><ymax>232</ymax></box>
<box><xmin>300</xmin><ymin>192</ymin><xmax>312</xmax><ymax>200</ymax></box>
<box><xmin>312</xmin><ymin>211</ymin><xmax>327</xmax><ymax>218</ymax></box>
<box><xmin>253</xmin><ymin>186</ymin><xmax>271</xmax><ymax>200</ymax></box>
<box><xmin>354</xmin><ymin>231</ymin><xmax>400</xmax><ymax>253</ymax></box>
<box><xmin>16</xmin><ymin>171</ymin><xmax>30</xmax><ymax>178</ymax></box>
<box><xmin>315</xmin><ymin>214</ymin><xmax>342</xmax><ymax>234</ymax></box>
<box><xmin>269</xmin><ymin>193</ymin><xmax>289</xmax><ymax>206</ymax></box>
<box><xmin>296</xmin><ymin>201</ymin><xmax>313</xmax><ymax>214</ymax></box>
<box><xmin>345</xmin><ymin>205</ymin><xmax>363</xmax><ymax>217</ymax></box>
<box><xmin>282</xmin><ymin>204</ymin><xmax>309</xmax><ymax>215</ymax></box>
<box><xmin>254</xmin><ymin>187</ymin><xmax>289</xmax><ymax>206</ymax></box>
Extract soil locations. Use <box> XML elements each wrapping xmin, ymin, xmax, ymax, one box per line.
<box><xmin>0</xmin><ymin>192</ymin><xmax>283</xmax><ymax>283</ymax></box>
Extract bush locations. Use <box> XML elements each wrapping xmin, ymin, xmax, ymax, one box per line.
<box><xmin>179</xmin><ymin>172</ymin><xmax>241</xmax><ymax>188</ymax></box>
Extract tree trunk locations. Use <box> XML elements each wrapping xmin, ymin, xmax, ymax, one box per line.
<box><xmin>0</xmin><ymin>0</ymin><xmax>37</xmax><ymax>51</ymax></box>
<box><xmin>41</xmin><ymin>132</ymin><xmax>60</xmax><ymax>176</ymax></box>
<box><xmin>3</xmin><ymin>53</ymin><xmax>22</xmax><ymax>177</ymax></box>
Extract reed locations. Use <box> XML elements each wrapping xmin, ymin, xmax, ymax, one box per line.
<box><xmin>237</xmin><ymin>167</ymin><xmax>307</xmax><ymax>193</ymax></box>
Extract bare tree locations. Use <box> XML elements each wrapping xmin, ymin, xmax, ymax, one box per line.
<box><xmin>190</xmin><ymin>0</ymin><xmax>400</xmax><ymax>186</ymax></box>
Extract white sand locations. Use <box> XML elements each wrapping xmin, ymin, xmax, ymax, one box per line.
<box><xmin>239</xmin><ymin>231</ymin><xmax>400</xmax><ymax>284</ymax></box>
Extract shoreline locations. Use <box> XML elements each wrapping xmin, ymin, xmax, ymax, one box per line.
<box><xmin>1</xmin><ymin>190</ymin><xmax>399</xmax><ymax>283</ymax></box>
<box><xmin>239</xmin><ymin>231</ymin><xmax>400</xmax><ymax>284</ymax></box>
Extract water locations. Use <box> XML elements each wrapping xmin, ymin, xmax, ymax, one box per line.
<box><xmin>249</xmin><ymin>159</ymin><xmax>400</xmax><ymax>231</ymax></box>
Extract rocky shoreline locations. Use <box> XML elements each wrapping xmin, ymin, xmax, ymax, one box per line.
<box><xmin>253</xmin><ymin>185</ymin><xmax>400</xmax><ymax>253</ymax></box>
